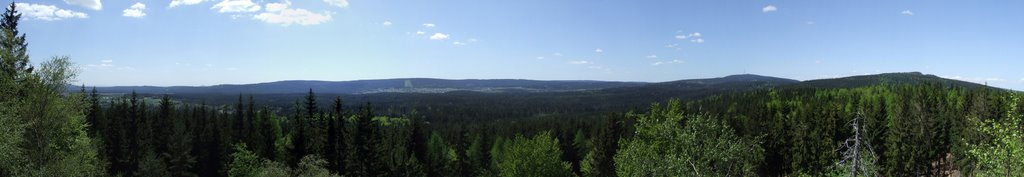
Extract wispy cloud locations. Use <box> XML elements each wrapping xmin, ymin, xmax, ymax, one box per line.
<box><xmin>568</xmin><ymin>60</ymin><xmax>590</xmax><ymax>65</ymax></box>
<box><xmin>15</xmin><ymin>3</ymin><xmax>88</xmax><ymax>21</ymax></box>
<box><xmin>429</xmin><ymin>33</ymin><xmax>449</xmax><ymax>40</ymax></box>
<box><xmin>253</xmin><ymin>1</ymin><xmax>331</xmax><ymax>26</ymax></box>
<box><xmin>665</xmin><ymin>43</ymin><xmax>681</xmax><ymax>50</ymax></box>
<box><xmin>122</xmin><ymin>2</ymin><xmax>146</xmax><ymax>18</ymax></box>
<box><xmin>762</xmin><ymin>5</ymin><xmax>777</xmax><ymax>13</ymax></box>
<box><xmin>323</xmin><ymin>0</ymin><xmax>349</xmax><ymax>8</ymax></box>
<box><xmin>646</xmin><ymin>55</ymin><xmax>658</xmax><ymax>59</ymax></box>
<box><xmin>64</xmin><ymin>0</ymin><xmax>102</xmax><ymax>10</ymax></box>
<box><xmin>536</xmin><ymin>56</ymin><xmax>545</xmax><ymax>60</ymax></box>
<box><xmin>423</xmin><ymin>23</ymin><xmax>436</xmax><ymax>28</ymax></box>
<box><xmin>170</xmin><ymin>0</ymin><xmax>209</xmax><ymax>8</ymax></box>
<box><xmin>212</xmin><ymin>0</ymin><xmax>261</xmax><ymax>13</ymax></box>
<box><xmin>382</xmin><ymin>21</ymin><xmax>392</xmax><ymax>26</ymax></box>
<box><xmin>652</xmin><ymin>59</ymin><xmax>684</xmax><ymax>66</ymax></box>
<box><xmin>676</xmin><ymin>32</ymin><xmax>704</xmax><ymax>43</ymax></box>
<box><xmin>86</xmin><ymin>59</ymin><xmax>135</xmax><ymax>71</ymax></box>
<box><xmin>594</xmin><ymin>48</ymin><xmax>603</xmax><ymax>53</ymax></box>
<box><xmin>901</xmin><ymin>10</ymin><xmax>914</xmax><ymax>15</ymax></box>
<box><xmin>452</xmin><ymin>41</ymin><xmax>465</xmax><ymax>45</ymax></box>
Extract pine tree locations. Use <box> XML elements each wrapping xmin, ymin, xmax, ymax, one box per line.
<box><xmin>88</xmin><ymin>87</ymin><xmax>102</xmax><ymax>137</ymax></box>
<box><xmin>352</xmin><ymin>103</ymin><xmax>385</xmax><ymax>176</ymax></box>
<box><xmin>0</xmin><ymin>2</ymin><xmax>30</xmax><ymax>81</ymax></box>
<box><xmin>290</xmin><ymin>100</ymin><xmax>308</xmax><ymax>166</ymax></box>
<box><xmin>235</xmin><ymin>94</ymin><xmax>245</xmax><ymax>143</ymax></box>
<box><xmin>165</xmin><ymin>107</ymin><xmax>196</xmax><ymax>177</ymax></box>
<box><xmin>246</xmin><ymin>95</ymin><xmax>256</xmax><ymax>148</ymax></box>
<box><xmin>326</xmin><ymin>96</ymin><xmax>344</xmax><ymax>173</ymax></box>
<box><xmin>582</xmin><ymin>113</ymin><xmax>623</xmax><ymax>177</ymax></box>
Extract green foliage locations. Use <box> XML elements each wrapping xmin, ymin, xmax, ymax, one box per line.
<box><xmin>228</xmin><ymin>144</ymin><xmax>264</xmax><ymax>177</ymax></box>
<box><xmin>227</xmin><ymin>144</ymin><xmax>340</xmax><ymax>177</ymax></box>
<box><xmin>137</xmin><ymin>151</ymin><xmax>170</xmax><ymax>177</ymax></box>
<box><xmin>966</xmin><ymin>94</ymin><xmax>1024</xmax><ymax>176</ymax></box>
<box><xmin>615</xmin><ymin>99</ymin><xmax>763</xmax><ymax>177</ymax></box>
<box><xmin>426</xmin><ymin>132</ymin><xmax>456</xmax><ymax>176</ymax></box>
<box><xmin>581</xmin><ymin>114</ymin><xmax>623</xmax><ymax>177</ymax></box>
<box><xmin>495</xmin><ymin>131</ymin><xmax>573</xmax><ymax>177</ymax></box>
<box><xmin>0</xmin><ymin>55</ymin><xmax>106</xmax><ymax>176</ymax></box>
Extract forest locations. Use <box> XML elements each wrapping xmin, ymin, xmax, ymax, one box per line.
<box><xmin>2</xmin><ymin>3</ymin><xmax>1023</xmax><ymax>177</ymax></box>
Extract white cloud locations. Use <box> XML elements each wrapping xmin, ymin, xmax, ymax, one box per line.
<box><xmin>429</xmin><ymin>33</ymin><xmax>449</xmax><ymax>40</ymax></box>
<box><xmin>594</xmin><ymin>48</ymin><xmax>603</xmax><ymax>53</ymax></box>
<box><xmin>254</xmin><ymin>2</ymin><xmax>331</xmax><ymax>26</ymax></box>
<box><xmin>553</xmin><ymin>52</ymin><xmax>563</xmax><ymax>56</ymax></box>
<box><xmin>423</xmin><ymin>23</ymin><xmax>436</xmax><ymax>28</ymax></box>
<box><xmin>212</xmin><ymin>0</ymin><xmax>261</xmax><ymax>13</ymax></box>
<box><xmin>806</xmin><ymin>21</ymin><xmax>815</xmax><ymax>25</ymax></box>
<box><xmin>170</xmin><ymin>0</ymin><xmax>208</xmax><ymax>8</ymax></box>
<box><xmin>652</xmin><ymin>59</ymin><xmax>684</xmax><ymax>66</ymax></box>
<box><xmin>122</xmin><ymin>2</ymin><xmax>146</xmax><ymax>18</ymax></box>
<box><xmin>568</xmin><ymin>60</ymin><xmax>590</xmax><ymax>65</ymax></box>
<box><xmin>264</xmin><ymin>1</ymin><xmax>288</xmax><ymax>12</ymax></box>
<box><xmin>676</xmin><ymin>32</ymin><xmax>704</xmax><ymax>43</ymax></box>
<box><xmin>452</xmin><ymin>41</ymin><xmax>465</xmax><ymax>45</ymax></box>
<box><xmin>468</xmin><ymin>38</ymin><xmax>478</xmax><ymax>42</ymax></box>
<box><xmin>646</xmin><ymin>55</ymin><xmax>658</xmax><ymax>59</ymax></box>
<box><xmin>901</xmin><ymin>10</ymin><xmax>914</xmax><ymax>15</ymax></box>
<box><xmin>536</xmin><ymin>56</ymin><xmax>545</xmax><ymax>60</ymax></box>
<box><xmin>15</xmin><ymin>3</ymin><xmax>89</xmax><ymax>21</ymax></box>
<box><xmin>64</xmin><ymin>0</ymin><xmax>101</xmax><ymax>10</ymax></box>
<box><xmin>86</xmin><ymin>59</ymin><xmax>116</xmax><ymax>69</ymax></box>
<box><xmin>415</xmin><ymin>31</ymin><xmax>426</xmax><ymax>35</ymax></box>
<box><xmin>323</xmin><ymin>0</ymin><xmax>349</xmax><ymax>8</ymax></box>
<box><xmin>382</xmin><ymin>21</ymin><xmax>392</xmax><ymax>26</ymax></box>
<box><xmin>762</xmin><ymin>5</ymin><xmax>777</xmax><ymax>13</ymax></box>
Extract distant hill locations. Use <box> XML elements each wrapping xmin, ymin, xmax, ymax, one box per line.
<box><xmin>78</xmin><ymin>72</ymin><xmax>1003</xmax><ymax>96</ymax></box>
<box><xmin>81</xmin><ymin>78</ymin><xmax>647</xmax><ymax>94</ymax></box>
<box><xmin>787</xmin><ymin>72</ymin><xmax>995</xmax><ymax>90</ymax></box>
<box><xmin>80</xmin><ymin>72</ymin><xmax>1009</xmax><ymax>119</ymax></box>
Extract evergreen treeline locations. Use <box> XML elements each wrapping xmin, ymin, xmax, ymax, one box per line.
<box><xmin>65</xmin><ymin>83</ymin><xmax>1024</xmax><ymax>177</ymax></box>
<box><xmin>2</xmin><ymin>2</ymin><xmax>1023</xmax><ymax>176</ymax></box>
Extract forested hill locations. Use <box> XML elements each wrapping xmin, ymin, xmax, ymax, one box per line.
<box><xmin>788</xmin><ymin>72</ymin><xmax>995</xmax><ymax>90</ymax></box>
<box><xmin>81</xmin><ymin>72</ymin><xmax>999</xmax><ymax>96</ymax></box>
<box><xmin>78</xmin><ymin>72</ymin><xmax>1007</xmax><ymax>113</ymax></box>
<box><xmin>78</xmin><ymin>78</ymin><xmax>647</xmax><ymax>94</ymax></box>
<box><xmin>77</xmin><ymin>74</ymin><xmax>796</xmax><ymax>95</ymax></box>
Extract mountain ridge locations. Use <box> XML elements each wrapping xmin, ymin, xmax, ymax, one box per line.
<box><xmin>75</xmin><ymin>72</ymin><xmax>1007</xmax><ymax>95</ymax></box>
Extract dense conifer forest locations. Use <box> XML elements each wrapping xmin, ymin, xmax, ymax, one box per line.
<box><xmin>2</xmin><ymin>2</ymin><xmax>1023</xmax><ymax>177</ymax></box>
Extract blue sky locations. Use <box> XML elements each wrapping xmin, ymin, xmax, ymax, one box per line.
<box><xmin>15</xmin><ymin>0</ymin><xmax>1024</xmax><ymax>90</ymax></box>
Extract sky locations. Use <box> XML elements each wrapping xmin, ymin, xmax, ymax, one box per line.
<box><xmin>14</xmin><ymin>0</ymin><xmax>1024</xmax><ymax>90</ymax></box>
